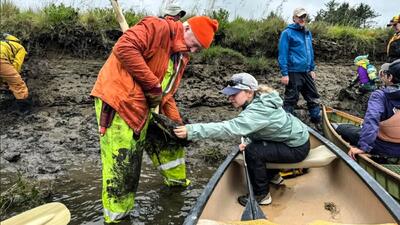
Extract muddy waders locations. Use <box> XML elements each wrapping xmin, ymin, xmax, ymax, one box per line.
<box><xmin>148</xmin><ymin>58</ymin><xmax>190</xmax><ymax>187</ymax></box>
<box><xmin>95</xmin><ymin>98</ymin><xmax>147</xmax><ymax>223</ymax></box>
<box><xmin>94</xmin><ymin>58</ymin><xmax>189</xmax><ymax>223</ymax></box>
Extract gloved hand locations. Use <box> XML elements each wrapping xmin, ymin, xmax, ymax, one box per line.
<box><xmin>144</xmin><ymin>84</ymin><xmax>162</xmax><ymax>108</ymax></box>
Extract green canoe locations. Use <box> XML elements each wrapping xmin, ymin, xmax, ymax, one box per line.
<box><xmin>322</xmin><ymin>105</ymin><xmax>400</xmax><ymax>201</ymax></box>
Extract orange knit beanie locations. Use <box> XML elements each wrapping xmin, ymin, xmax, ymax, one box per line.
<box><xmin>187</xmin><ymin>16</ymin><xmax>219</xmax><ymax>49</ymax></box>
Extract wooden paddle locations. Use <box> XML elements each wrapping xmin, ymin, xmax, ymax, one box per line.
<box><xmin>1</xmin><ymin>202</ymin><xmax>71</xmax><ymax>225</ymax></box>
<box><xmin>109</xmin><ymin>0</ymin><xmax>161</xmax><ymax>114</ymax></box>
<box><xmin>241</xmin><ymin>151</ymin><xmax>267</xmax><ymax>221</ymax></box>
<box><xmin>110</xmin><ymin>0</ymin><xmax>129</xmax><ymax>32</ymax></box>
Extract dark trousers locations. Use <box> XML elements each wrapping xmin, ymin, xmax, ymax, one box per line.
<box><xmin>283</xmin><ymin>72</ymin><xmax>321</xmax><ymax>122</ymax></box>
<box><xmin>335</xmin><ymin>124</ymin><xmax>360</xmax><ymax>146</ymax></box>
<box><xmin>245</xmin><ymin>140</ymin><xmax>310</xmax><ymax>195</ymax></box>
<box><xmin>335</xmin><ymin>124</ymin><xmax>400</xmax><ymax>163</ymax></box>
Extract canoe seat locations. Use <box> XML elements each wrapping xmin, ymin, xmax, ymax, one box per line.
<box><xmin>266</xmin><ymin>145</ymin><xmax>337</xmax><ymax>169</ymax></box>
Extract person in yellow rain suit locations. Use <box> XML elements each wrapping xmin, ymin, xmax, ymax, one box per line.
<box><xmin>387</xmin><ymin>15</ymin><xmax>400</xmax><ymax>62</ymax></box>
<box><xmin>90</xmin><ymin>15</ymin><xmax>218</xmax><ymax>223</ymax></box>
<box><xmin>0</xmin><ymin>33</ymin><xmax>31</xmax><ymax>114</ymax></box>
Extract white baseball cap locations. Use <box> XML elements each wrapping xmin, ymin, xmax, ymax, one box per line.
<box><xmin>222</xmin><ymin>73</ymin><xmax>258</xmax><ymax>96</ymax></box>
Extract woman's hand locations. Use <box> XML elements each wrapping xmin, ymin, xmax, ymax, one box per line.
<box><xmin>239</xmin><ymin>143</ymin><xmax>247</xmax><ymax>151</ymax></box>
<box><xmin>348</xmin><ymin>146</ymin><xmax>365</xmax><ymax>160</ymax></box>
<box><xmin>174</xmin><ymin>126</ymin><xmax>188</xmax><ymax>139</ymax></box>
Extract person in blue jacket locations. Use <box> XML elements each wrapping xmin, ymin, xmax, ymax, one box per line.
<box><xmin>278</xmin><ymin>7</ymin><xmax>321</xmax><ymax>124</ymax></box>
<box><xmin>173</xmin><ymin>72</ymin><xmax>310</xmax><ymax>206</ymax></box>
<box><xmin>342</xmin><ymin>60</ymin><xmax>400</xmax><ymax>160</ymax></box>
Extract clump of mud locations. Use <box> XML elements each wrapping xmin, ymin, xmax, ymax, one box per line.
<box><xmin>324</xmin><ymin>201</ymin><xmax>340</xmax><ymax>219</ymax></box>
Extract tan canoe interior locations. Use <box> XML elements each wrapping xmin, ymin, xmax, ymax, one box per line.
<box><xmin>198</xmin><ymin>135</ymin><xmax>396</xmax><ymax>225</ymax></box>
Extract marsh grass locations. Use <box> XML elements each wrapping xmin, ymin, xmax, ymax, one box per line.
<box><xmin>0</xmin><ymin>173</ymin><xmax>53</xmax><ymax>220</ymax></box>
<box><xmin>199</xmin><ymin>148</ymin><xmax>225</xmax><ymax>163</ymax></box>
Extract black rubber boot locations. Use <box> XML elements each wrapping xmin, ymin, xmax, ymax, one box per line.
<box><xmin>10</xmin><ymin>97</ymin><xmax>32</xmax><ymax>115</ymax></box>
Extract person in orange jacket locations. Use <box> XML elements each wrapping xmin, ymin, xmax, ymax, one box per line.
<box><xmin>90</xmin><ymin>16</ymin><xmax>218</xmax><ymax>223</ymax></box>
<box><xmin>0</xmin><ymin>33</ymin><xmax>31</xmax><ymax>114</ymax></box>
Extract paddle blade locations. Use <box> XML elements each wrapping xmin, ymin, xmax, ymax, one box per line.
<box><xmin>241</xmin><ymin>198</ymin><xmax>266</xmax><ymax>221</ymax></box>
<box><xmin>1</xmin><ymin>202</ymin><xmax>70</xmax><ymax>225</ymax></box>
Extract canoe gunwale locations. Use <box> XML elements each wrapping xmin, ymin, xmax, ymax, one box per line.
<box><xmin>183</xmin><ymin>148</ymin><xmax>240</xmax><ymax>225</ymax></box>
<box><xmin>358</xmin><ymin>154</ymin><xmax>400</xmax><ymax>182</ymax></box>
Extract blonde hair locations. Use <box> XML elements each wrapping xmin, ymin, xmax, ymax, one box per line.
<box><xmin>256</xmin><ymin>84</ymin><xmax>276</xmax><ymax>94</ymax></box>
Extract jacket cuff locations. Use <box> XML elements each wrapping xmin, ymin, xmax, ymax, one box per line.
<box><xmin>358</xmin><ymin>143</ymin><xmax>372</xmax><ymax>153</ymax></box>
<box><xmin>186</xmin><ymin>125</ymin><xmax>194</xmax><ymax>141</ymax></box>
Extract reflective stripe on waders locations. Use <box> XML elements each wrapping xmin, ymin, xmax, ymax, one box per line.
<box><xmin>166</xmin><ymin>178</ymin><xmax>188</xmax><ymax>185</ymax></box>
<box><xmin>104</xmin><ymin>208</ymin><xmax>132</xmax><ymax>222</ymax></box>
<box><xmin>157</xmin><ymin>157</ymin><xmax>185</xmax><ymax>171</ymax></box>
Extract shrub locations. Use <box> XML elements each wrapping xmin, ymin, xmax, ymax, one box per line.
<box><xmin>124</xmin><ymin>10</ymin><xmax>143</xmax><ymax>27</ymax></box>
<box><xmin>245</xmin><ymin>56</ymin><xmax>275</xmax><ymax>74</ymax></box>
<box><xmin>42</xmin><ymin>3</ymin><xmax>79</xmax><ymax>27</ymax></box>
<box><xmin>80</xmin><ymin>8</ymin><xmax>116</xmax><ymax>30</ymax></box>
<box><xmin>210</xmin><ymin>8</ymin><xmax>229</xmax><ymax>45</ymax></box>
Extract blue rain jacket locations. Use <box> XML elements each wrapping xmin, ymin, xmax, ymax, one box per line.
<box><xmin>278</xmin><ymin>24</ymin><xmax>315</xmax><ymax>76</ymax></box>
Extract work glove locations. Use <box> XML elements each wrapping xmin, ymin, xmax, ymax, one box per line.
<box><xmin>144</xmin><ymin>84</ymin><xmax>162</xmax><ymax>108</ymax></box>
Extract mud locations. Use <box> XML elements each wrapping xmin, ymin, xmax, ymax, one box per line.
<box><xmin>324</xmin><ymin>201</ymin><xmax>340</xmax><ymax>219</ymax></box>
<box><xmin>0</xmin><ymin>53</ymin><xmax>371</xmax><ymax>223</ymax></box>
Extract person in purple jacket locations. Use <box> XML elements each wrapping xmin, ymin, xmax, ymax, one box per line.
<box><xmin>337</xmin><ymin>59</ymin><xmax>400</xmax><ymax>160</ymax></box>
<box><xmin>351</xmin><ymin>55</ymin><xmax>378</xmax><ymax>93</ymax></box>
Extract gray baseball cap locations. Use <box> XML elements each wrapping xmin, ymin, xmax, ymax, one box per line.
<box><xmin>381</xmin><ymin>63</ymin><xmax>390</xmax><ymax>72</ymax></box>
<box><xmin>222</xmin><ymin>73</ymin><xmax>258</xmax><ymax>96</ymax></box>
<box><xmin>293</xmin><ymin>7</ymin><xmax>307</xmax><ymax>17</ymax></box>
<box><xmin>163</xmin><ymin>4</ymin><xmax>186</xmax><ymax>17</ymax></box>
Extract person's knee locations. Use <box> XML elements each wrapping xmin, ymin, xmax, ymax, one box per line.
<box><xmin>244</xmin><ymin>144</ymin><xmax>260</xmax><ymax>160</ymax></box>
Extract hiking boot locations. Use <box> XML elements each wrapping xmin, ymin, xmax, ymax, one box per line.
<box><xmin>270</xmin><ymin>174</ymin><xmax>284</xmax><ymax>185</ymax></box>
<box><xmin>238</xmin><ymin>192</ymin><xmax>272</xmax><ymax>206</ymax></box>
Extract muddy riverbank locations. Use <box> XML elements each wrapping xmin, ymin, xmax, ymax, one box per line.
<box><xmin>0</xmin><ymin>53</ymin><xmax>370</xmax><ymax>224</ymax></box>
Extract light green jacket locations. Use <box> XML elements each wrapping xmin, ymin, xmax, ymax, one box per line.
<box><xmin>186</xmin><ymin>90</ymin><xmax>309</xmax><ymax>147</ymax></box>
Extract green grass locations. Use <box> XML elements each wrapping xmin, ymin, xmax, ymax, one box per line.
<box><xmin>0</xmin><ymin>173</ymin><xmax>53</xmax><ymax>219</ymax></box>
<box><xmin>198</xmin><ymin>46</ymin><xmax>245</xmax><ymax>64</ymax></box>
<box><xmin>0</xmin><ymin>0</ymin><xmax>19</xmax><ymax>18</ymax></box>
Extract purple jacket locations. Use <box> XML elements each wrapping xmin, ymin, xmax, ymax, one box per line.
<box><xmin>357</xmin><ymin>66</ymin><xmax>369</xmax><ymax>84</ymax></box>
<box><xmin>358</xmin><ymin>85</ymin><xmax>400</xmax><ymax>157</ymax></box>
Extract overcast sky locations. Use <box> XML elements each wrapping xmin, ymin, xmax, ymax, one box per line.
<box><xmin>10</xmin><ymin>0</ymin><xmax>398</xmax><ymax>27</ymax></box>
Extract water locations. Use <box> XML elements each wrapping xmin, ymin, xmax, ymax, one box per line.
<box><xmin>50</xmin><ymin>154</ymin><xmax>215</xmax><ymax>225</ymax></box>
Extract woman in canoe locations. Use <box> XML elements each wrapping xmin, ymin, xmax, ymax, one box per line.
<box><xmin>337</xmin><ymin>60</ymin><xmax>400</xmax><ymax>160</ymax></box>
<box><xmin>174</xmin><ymin>72</ymin><xmax>310</xmax><ymax>206</ymax></box>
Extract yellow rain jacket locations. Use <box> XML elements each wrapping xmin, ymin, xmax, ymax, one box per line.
<box><xmin>0</xmin><ymin>34</ymin><xmax>27</xmax><ymax>72</ymax></box>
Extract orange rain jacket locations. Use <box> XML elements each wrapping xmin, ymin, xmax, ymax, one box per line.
<box><xmin>91</xmin><ymin>17</ymin><xmax>189</xmax><ymax>134</ymax></box>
